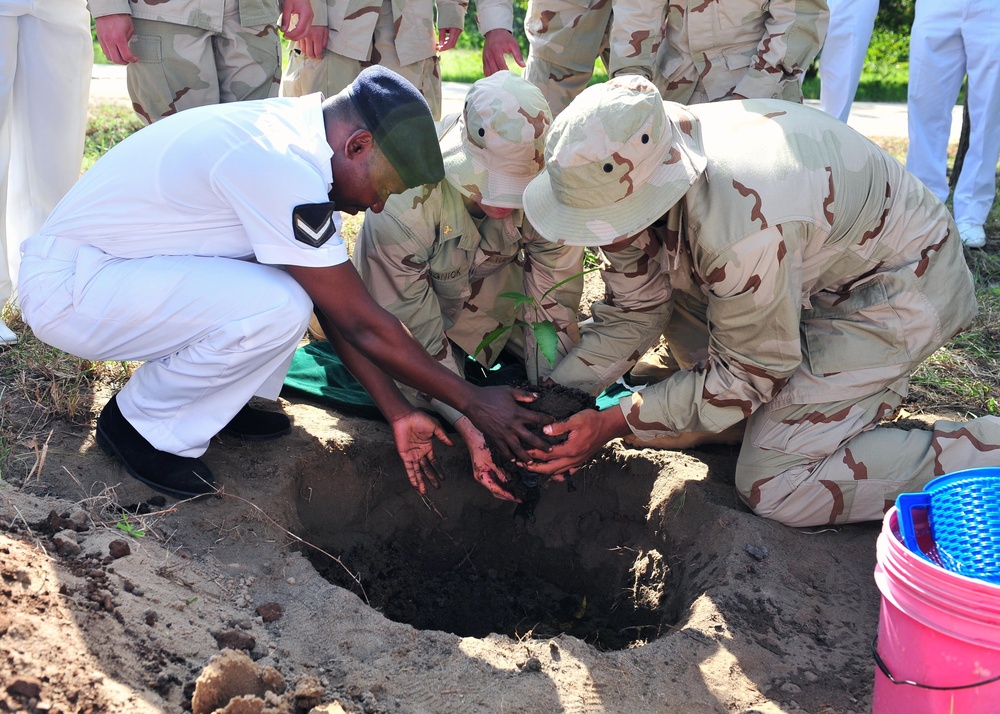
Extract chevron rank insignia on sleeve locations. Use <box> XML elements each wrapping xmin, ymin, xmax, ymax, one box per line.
<box><xmin>292</xmin><ymin>202</ymin><xmax>338</xmax><ymax>247</ymax></box>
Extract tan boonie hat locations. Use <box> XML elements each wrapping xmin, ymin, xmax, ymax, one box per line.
<box><xmin>440</xmin><ymin>70</ymin><xmax>552</xmax><ymax>209</ymax></box>
<box><xmin>522</xmin><ymin>74</ymin><xmax>707</xmax><ymax>247</ymax></box>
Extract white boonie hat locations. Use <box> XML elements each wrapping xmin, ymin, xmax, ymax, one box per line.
<box><xmin>440</xmin><ymin>71</ymin><xmax>552</xmax><ymax>210</ymax></box>
<box><xmin>523</xmin><ymin>75</ymin><xmax>707</xmax><ymax>246</ymax></box>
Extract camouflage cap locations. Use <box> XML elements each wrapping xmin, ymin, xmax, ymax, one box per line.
<box><xmin>348</xmin><ymin>66</ymin><xmax>445</xmax><ymax>188</ymax></box>
<box><xmin>522</xmin><ymin>75</ymin><xmax>707</xmax><ymax>247</ymax></box>
<box><xmin>440</xmin><ymin>71</ymin><xmax>552</xmax><ymax>209</ymax></box>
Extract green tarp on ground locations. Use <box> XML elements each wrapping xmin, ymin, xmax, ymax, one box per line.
<box><xmin>282</xmin><ymin>340</ymin><xmax>634</xmax><ymax>421</ymax></box>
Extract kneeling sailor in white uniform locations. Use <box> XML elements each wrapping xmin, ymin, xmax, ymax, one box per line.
<box><xmin>19</xmin><ymin>66</ymin><xmax>553</xmax><ymax>499</ymax></box>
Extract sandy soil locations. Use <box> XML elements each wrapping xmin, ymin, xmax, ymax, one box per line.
<box><xmin>0</xmin><ymin>361</ymin><xmax>898</xmax><ymax>714</ymax></box>
<box><xmin>1</xmin><ymin>244</ymin><xmax>918</xmax><ymax>714</ymax></box>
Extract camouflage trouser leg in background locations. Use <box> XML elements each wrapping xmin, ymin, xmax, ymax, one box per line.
<box><xmin>127</xmin><ymin>8</ymin><xmax>280</xmax><ymax>123</ymax></box>
<box><xmin>523</xmin><ymin>56</ymin><xmax>595</xmax><ymax>117</ymax></box>
<box><xmin>280</xmin><ymin>0</ymin><xmax>441</xmax><ymax>118</ymax></box>
<box><xmin>735</xmin><ymin>391</ymin><xmax>1000</xmax><ymax>528</ymax></box>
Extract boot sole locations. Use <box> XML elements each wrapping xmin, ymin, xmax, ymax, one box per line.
<box><xmin>95</xmin><ymin>420</ymin><xmax>216</xmax><ymax>500</ymax></box>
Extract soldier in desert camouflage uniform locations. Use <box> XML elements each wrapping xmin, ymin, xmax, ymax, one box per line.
<box><xmin>92</xmin><ymin>0</ymin><xmax>315</xmax><ymax>124</ymax></box>
<box><xmin>520</xmin><ymin>75</ymin><xmax>1000</xmax><ymax>528</ymax></box>
<box><xmin>279</xmin><ymin>0</ymin><xmax>468</xmax><ymax>120</ymax></box>
<box><xmin>655</xmin><ymin>0</ymin><xmax>828</xmax><ymax>104</ymax></box>
<box><xmin>353</xmin><ymin>71</ymin><xmax>584</xmax><ymax>500</ymax></box>
<box><xmin>522</xmin><ymin>0</ymin><xmax>668</xmax><ymax>116</ymax></box>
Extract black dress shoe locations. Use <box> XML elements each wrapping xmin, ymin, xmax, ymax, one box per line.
<box><xmin>220</xmin><ymin>404</ymin><xmax>291</xmax><ymax>441</ymax></box>
<box><xmin>96</xmin><ymin>394</ymin><xmax>216</xmax><ymax>499</ymax></box>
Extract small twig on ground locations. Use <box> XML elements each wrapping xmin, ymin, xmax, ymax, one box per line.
<box><xmin>21</xmin><ymin>429</ymin><xmax>52</xmax><ymax>488</ymax></box>
<box><xmin>419</xmin><ymin>493</ymin><xmax>445</xmax><ymax>520</ymax></box>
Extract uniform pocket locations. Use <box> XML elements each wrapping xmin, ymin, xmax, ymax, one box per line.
<box><xmin>801</xmin><ymin>275</ymin><xmax>911</xmax><ymax>376</ymax></box>
<box><xmin>130</xmin><ymin>34</ymin><xmax>163</xmax><ymax>63</ymax></box>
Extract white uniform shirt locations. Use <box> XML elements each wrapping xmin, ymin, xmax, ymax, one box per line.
<box><xmin>38</xmin><ymin>94</ymin><xmax>349</xmax><ymax>269</ymax></box>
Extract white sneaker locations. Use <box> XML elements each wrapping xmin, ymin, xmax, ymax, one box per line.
<box><xmin>0</xmin><ymin>319</ymin><xmax>16</xmax><ymax>346</ymax></box>
<box><xmin>957</xmin><ymin>222</ymin><xmax>986</xmax><ymax>249</ymax></box>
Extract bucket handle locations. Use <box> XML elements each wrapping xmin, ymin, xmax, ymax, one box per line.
<box><xmin>872</xmin><ymin>636</ymin><xmax>1000</xmax><ymax>690</ymax></box>
<box><xmin>896</xmin><ymin>492</ymin><xmax>931</xmax><ymax>557</ymax></box>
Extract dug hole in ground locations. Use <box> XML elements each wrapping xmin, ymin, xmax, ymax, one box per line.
<box><xmin>1</xmin><ymin>378</ymin><xmax>881</xmax><ymax>713</ymax></box>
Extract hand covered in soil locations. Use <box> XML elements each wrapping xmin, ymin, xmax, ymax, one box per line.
<box><xmin>522</xmin><ymin>408</ymin><xmax>629</xmax><ymax>475</ymax></box>
<box><xmin>463</xmin><ymin>386</ymin><xmax>553</xmax><ymax>463</ymax></box>
<box><xmin>454</xmin><ymin>417</ymin><xmax>519</xmax><ymax>502</ymax></box>
<box><xmin>389</xmin><ymin>410</ymin><xmax>453</xmax><ymax>495</ymax></box>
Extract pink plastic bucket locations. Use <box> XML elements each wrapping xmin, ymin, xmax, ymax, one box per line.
<box><xmin>872</xmin><ymin>508</ymin><xmax>1000</xmax><ymax>712</ymax></box>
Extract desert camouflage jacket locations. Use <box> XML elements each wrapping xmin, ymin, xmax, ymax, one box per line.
<box><xmin>524</xmin><ymin>0</ymin><xmax>668</xmax><ymax>77</ymax></box>
<box><xmin>549</xmin><ymin>99</ymin><xmax>977</xmax><ymax>439</ymax></box>
<box><xmin>307</xmin><ymin>0</ymin><xmax>467</xmax><ymax>64</ymax></box>
<box><xmin>87</xmin><ymin>0</ymin><xmax>312</xmax><ymax>31</ymax></box>
<box><xmin>655</xmin><ymin>0</ymin><xmax>828</xmax><ymax>103</ymax></box>
<box><xmin>355</xmin><ymin>118</ymin><xmax>584</xmax><ymax>423</ymax></box>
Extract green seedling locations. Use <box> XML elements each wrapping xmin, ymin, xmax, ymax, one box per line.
<box><xmin>115</xmin><ymin>511</ymin><xmax>146</xmax><ymax>539</ymax></box>
<box><xmin>473</xmin><ymin>268</ymin><xmax>599</xmax><ymax>383</ymax></box>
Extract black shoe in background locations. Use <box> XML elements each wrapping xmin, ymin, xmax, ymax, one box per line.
<box><xmin>220</xmin><ymin>404</ymin><xmax>291</xmax><ymax>441</ymax></box>
<box><xmin>96</xmin><ymin>394</ymin><xmax>216</xmax><ymax>499</ymax></box>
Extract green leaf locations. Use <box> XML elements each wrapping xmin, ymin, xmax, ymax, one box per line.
<box><xmin>473</xmin><ymin>324</ymin><xmax>514</xmax><ymax>358</ymax></box>
<box><xmin>532</xmin><ymin>321</ymin><xmax>559</xmax><ymax>369</ymax></box>
<box><xmin>498</xmin><ymin>291</ymin><xmax>536</xmax><ymax>309</ymax></box>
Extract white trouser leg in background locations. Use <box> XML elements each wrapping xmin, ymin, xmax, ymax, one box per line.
<box><xmin>0</xmin><ymin>0</ymin><xmax>92</xmax><ymax>307</ymax></box>
<box><xmin>951</xmin><ymin>1</ymin><xmax>1000</xmax><ymax>227</ymax></box>
<box><xmin>19</xmin><ymin>238</ymin><xmax>314</xmax><ymax>458</ymax></box>
<box><xmin>818</xmin><ymin>0</ymin><xmax>879</xmax><ymax>123</ymax></box>
<box><xmin>905</xmin><ymin>0</ymin><xmax>968</xmax><ymax>204</ymax></box>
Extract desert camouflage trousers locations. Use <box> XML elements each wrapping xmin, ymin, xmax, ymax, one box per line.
<box><xmin>523</xmin><ymin>46</ymin><xmax>612</xmax><ymax>117</ymax></box>
<box><xmin>280</xmin><ymin>0</ymin><xmax>441</xmax><ymax>118</ymax></box>
<box><xmin>647</xmin><ymin>292</ymin><xmax>1000</xmax><ymax>528</ymax></box>
<box><xmin>126</xmin><ymin>10</ymin><xmax>281</xmax><ymax>124</ymax></box>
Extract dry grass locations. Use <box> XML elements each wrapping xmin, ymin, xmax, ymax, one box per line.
<box><xmin>905</xmin><ymin>284</ymin><xmax>1000</xmax><ymax>417</ymax></box>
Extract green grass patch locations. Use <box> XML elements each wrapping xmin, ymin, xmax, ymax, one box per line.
<box><xmin>83</xmin><ymin>104</ymin><xmax>144</xmax><ymax>172</ymax></box>
<box><xmin>804</xmin><ymin>28</ymin><xmax>912</xmax><ymax>103</ymax></box>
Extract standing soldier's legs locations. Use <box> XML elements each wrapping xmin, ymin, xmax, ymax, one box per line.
<box><xmin>905</xmin><ymin>2</ymin><xmax>966</xmax><ymax>203</ymax></box>
<box><xmin>214</xmin><ymin>3</ymin><xmax>282</xmax><ymax>103</ymax></box>
<box><xmin>281</xmin><ymin>49</ymin><xmax>363</xmax><ymax>98</ymax></box>
<box><xmin>368</xmin><ymin>0</ymin><xmax>441</xmax><ymax>119</ymax></box>
<box><xmin>523</xmin><ymin>55</ymin><xmax>596</xmax><ymax>117</ymax></box>
<box><xmin>6</xmin><ymin>4</ymin><xmax>92</xmax><ymax>261</ymax></box>
<box><xmin>127</xmin><ymin>18</ymin><xmax>220</xmax><ymax>123</ymax></box>
<box><xmin>281</xmin><ymin>0</ymin><xmax>440</xmax><ymax>116</ymax></box>
<box><xmin>951</xmin><ymin>5</ymin><xmax>1000</xmax><ymax>228</ymax></box>
<box><xmin>0</xmin><ymin>14</ymin><xmax>19</xmax><ymax>315</ymax></box>
<box><xmin>735</xmin><ymin>390</ymin><xmax>1000</xmax><ymax>528</ymax></box>
<box><xmin>1</xmin><ymin>1</ymin><xmax>91</xmax><ymax>324</ymax></box>
<box><xmin>818</xmin><ymin>0</ymin><xmax>879</xmax><ymax>122</ymax></box>
<box><xmin>524</xmin><ymin>0</ymin><xmax>611</xmax><ymax>115</ymax></box>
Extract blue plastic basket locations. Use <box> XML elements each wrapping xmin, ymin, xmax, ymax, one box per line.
<box><xmin>896</xmin><ymin>467</ymin><xmax>1000</xmax><ymax>584</ymax></box>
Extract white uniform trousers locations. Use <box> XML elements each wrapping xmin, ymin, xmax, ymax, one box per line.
<box><xmin>18</xmin><ymin>236</ymin><xmax>314</xmax><ymax>458</ymax></box>
<box><xmin>0</xmin><ymin>0</ymin><xmax>92</xmax><ymax>307</ymax></box>
<box><xmin>818</xmin><ymin>0</ymin><xmax>878</xmax><ymax>123</ymax></box>
<box><xmin>906</xmin><ymin>0</ymin><xmax>1000</xmax><ymax>227</ymax></box>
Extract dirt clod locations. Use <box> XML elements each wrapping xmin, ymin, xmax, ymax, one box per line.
<box><xmin>255</xmin><ymin>603</ymin><xmax>282</xmax><ymax>623</ymax></box>
<box><xmin>108</xmin><ymin>539</ymin><xmax>131</xmax><ymax>559</ymax></box>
